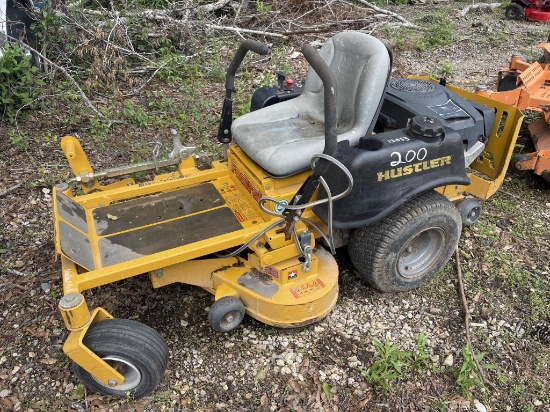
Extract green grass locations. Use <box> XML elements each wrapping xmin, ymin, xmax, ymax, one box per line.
<box><xmin>454</xmin><ymin>342</ymin><xmax>495</xmax><ymax>399</ymax></box>
<box><xmin>386</xmin><ymin>8</ymin><xmax>455</xmax><ymax>52</ymax></box>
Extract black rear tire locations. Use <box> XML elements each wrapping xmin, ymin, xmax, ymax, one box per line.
<box><xmin>497</xmin><ymin>72</ymin><xmax>520</xmax><ymax>92</ymax></box>
<box><xmin>72</xmin><ymin>319</ymin><xmax>169</xmax><ymax>398</ymax></box>
<box><xmin>348</xmin><ymin>191</ymin><xmax>461</xmax><ymax>292</ymax></box>
<box><xmin>505</xmin><ymin>3</ymin><xmax>525</xmax><ymax>20</ymax></box>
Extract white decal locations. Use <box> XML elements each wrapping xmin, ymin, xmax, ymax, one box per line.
<box><xmin>390</xmin><ymin>148</ymin><xmax>428</xmax><ymax>167</ymax></box>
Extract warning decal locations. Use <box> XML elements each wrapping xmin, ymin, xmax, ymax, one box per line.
<box><xmin>219</xmin><ymin>184</ymin><xmax>260</xmax><ymax>222</ymax></box>
<box><xmin>290</xmin><ymin>279</ymin><xmax>326</xmax><ymax>299</ymax></box>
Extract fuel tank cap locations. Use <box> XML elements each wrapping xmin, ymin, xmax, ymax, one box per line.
<box><xmin>407</xmin><ymin>115</ymin><xmax>444</xmax><ymax>138</ymax></box>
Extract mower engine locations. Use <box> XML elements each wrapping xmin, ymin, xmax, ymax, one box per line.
<box><xmin>252</xmin><ymin>77</ymin><xmax>495</xmax><ymax>229</ymax></box>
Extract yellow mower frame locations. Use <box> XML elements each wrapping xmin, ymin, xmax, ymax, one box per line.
<box><xmin>53</xmin><ymin>72</ymin><xmax>522</xmax><ymax>392</ymax></box>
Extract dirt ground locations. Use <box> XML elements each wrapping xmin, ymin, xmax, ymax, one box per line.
<box><xmin>1</xmin><ymin>1</ymin><xmax>550</xmax><ymax>411</ymax></box>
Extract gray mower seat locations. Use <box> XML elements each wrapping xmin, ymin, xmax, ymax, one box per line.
<box><xmin>231</xmin><ymin>31</ymin><xmax>391</xmax><ymax>176</ymax></box>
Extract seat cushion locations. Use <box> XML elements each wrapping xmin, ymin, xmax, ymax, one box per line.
<box><xmin>232</xmin><ymin>97</ymin><xmax>327</xmax><ymax>176</ymax></box>
<box><xmin>232</xmin><ymin>32</ymin><xmax>391</xmax><ymax>176</ymax></box>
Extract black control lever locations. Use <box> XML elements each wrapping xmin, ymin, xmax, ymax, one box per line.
<box><xmin>217</xmin><ymin>40</ymin><xmax>269</xmax><ymax>144</ymax></box>
<box><xmin>283</xmin><ymin>43</ymin><xmax>338</xmax><ymax>239</ymax></box>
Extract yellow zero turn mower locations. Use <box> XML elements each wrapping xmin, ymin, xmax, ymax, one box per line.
<box><xmin>52</xmin><ymin>32</ymin><xmax>522</xmax><ymax>397</ymax></box>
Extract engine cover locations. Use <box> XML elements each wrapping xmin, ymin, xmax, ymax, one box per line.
<box><xmin>379</xmin><ymin>78</ymin><xmax>494</xmax><ymax>151</ymax></box>
<box><xmin>314</xmin><ymin>115</ymin><xmax>472</xmax><ymax>229</ymax></box>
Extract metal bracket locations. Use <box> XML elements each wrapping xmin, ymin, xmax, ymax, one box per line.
<box><xmin>299</xmin><ymin>231</ymin><xmax>313</xmax><ymax>273</ymax></box>
<box><xmin>68</xmin><ymin>129</ymin><xmax>196</xmax><ymax>184</ymax></box>
<box><xmin>62</xmin><ymin>307</ymin><xmax>125</xmax><ymax>387</ymax></box>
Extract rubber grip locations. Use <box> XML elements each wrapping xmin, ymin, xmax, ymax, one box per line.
<box><xmin>241</xmin><ymin>39</ymin><xmax>269</xmax><ymax>56</ymax></box>
<box><xmin>301</xmin><ymin>43</ymin><xmax>338</xmax><ymax>159</ymax></box>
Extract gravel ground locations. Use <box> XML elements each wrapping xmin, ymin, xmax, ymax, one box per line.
<box><xmin>1</xmin><ymin>2</ymin><xmax>550</xmax><ymax>411</ymax></box>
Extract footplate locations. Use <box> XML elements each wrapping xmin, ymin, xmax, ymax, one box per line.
<box><xmin>56</xmin><ymin>183</ymin><xmax>245</xmax><ymax>270</ymax></box>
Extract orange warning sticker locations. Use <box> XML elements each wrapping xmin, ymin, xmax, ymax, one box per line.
<box><xmin>219</xmin><ymin>184</ymin><xmax>260</xmax><ymax>222</ymax></box>
<box><xmin>290</xmin><ymin>279</ymin><xmax>326</xmax><ymax>299</ymax></box>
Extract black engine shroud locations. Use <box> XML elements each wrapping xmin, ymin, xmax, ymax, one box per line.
<box><xmin>312</xmin><ymin>78</ymin><xmax>495</xmax><ymax>229</ymax></box>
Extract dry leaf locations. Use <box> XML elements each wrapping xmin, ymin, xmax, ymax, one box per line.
<box><xmin>40</xmin><ymin>358</ymin><xmax>57</xmax><ymax>365</ymax></box>
<box><xmin>260</xmin><ymin>393</ymin><xmax>268</xmax><ymax>406</ymax></box>
<box><xmin>449</xmin><ymin>396</ymin><xmax>471</xmax><ymax>407</ymax></box>
<box><xmin>352</xmin><ymin>396</ymin><xmax>372</xmax><ymax>411</ymax></box>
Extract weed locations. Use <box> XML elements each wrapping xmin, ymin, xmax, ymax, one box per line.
<box><xmin>454</xmin><ymin>342</ymin><xmax>496</xmax><ymax>399</ymax></box>
<box><xmin>89</xmin><ymin>118</ymin><xmax>111</xmax><ymax>141</ymax></box>
<box><xmin>322</xmin><ymin>381</ymin><xmax>332</xmax><ymax>401</ymax></box>
<box><xmin>534</xmin><ymin>355</ymin><xmax>548</xmax><ymax>374</ymax></box>
<box><xmin>123</xmin><ymin>100</ymin><xmax>150</xmax><ymax>128</ymax></box>
<box><xmin>437</xmin><ymin>61</ymin><xmax>454</xmax><ymax>78</ymax></box>
<box><xmin>40</xmin><ymin>130</ymin><xmax>59</xmax><ymax>144</ymax></box>
<box><xmin>360</xmin><ymin>339</ymin><xmax>411</xmax><ymax>393</ymax></box>
<box><xmin>417</xmin><ymin>23</ymin><xmax>454</xmax><ymax>51</ymax></box>
<box><xmin>269</xmin><ymin>47</ymin><xmax>293</xmax><ymax>80</ymax></box>
<box><xmin>0</xmin><ymin>44</ymin><xmax>42</xmax><ymax>123</ymax></box>
<box><xmin>410</xmin><ymin>333</ymin><xmax>431</xmax><ymax>370</ymax></box>
<box><xmin>9</xmin><ymin>129</ymin><xmax>30</xmax><ymax>151</ymax></box>
<box><xmin>256</xmin><ymin>1</ymin><xmax>273</xmax><ymax>13</ymax></box>
<box><xmin>71</xmin><ymin>383</ymin><xmax>85</xmax><ymax>399</ymax></box>
<box><xmin>495</xmin><ymin>370</ymin><xmax>509</xmax><ymax>385</ymax></box>
<box><xmin>153</xmin><ymin>389</ymin><xmax>173</xmax><ymax>407</ymax></box>
<box><xmin>337</xmin><ymin>387</ymin><xmax>351</xmax><ymax>399</ymax></box>
<box><xmin>34</xmin><ymin>167</ymin><xmax>59</xmax><ymax>188</ymax></box>
<box><xmin>387</xmin><ymin>9</ymin><xmax>455</xmax><ymax>52</ymax></box>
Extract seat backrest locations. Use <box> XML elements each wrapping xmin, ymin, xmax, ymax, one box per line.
<box><xmin>231</xmin><ymin>32</ymin><xmax>391</xmax><ymax>176</ymax></box>
<box><xmin>299</xmin><ymin>32</ymin><xmax>391</xmax><ymax>142</ymax></box>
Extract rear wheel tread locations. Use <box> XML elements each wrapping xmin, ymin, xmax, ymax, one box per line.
<box><xmin>83</xmin><ymin>319</ymin><xmax>169</xmax><ymax>369</ymax></box>
<box><xmin>349</xmin><ymin>191</ymin><xmax>461</xmax><ymax>292</ymax></box>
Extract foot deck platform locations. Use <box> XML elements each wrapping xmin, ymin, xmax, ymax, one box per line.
<box><xmin>55</xmin><ymin>182</ymin><xmax>254</xmax><ymax>271</ymax></box>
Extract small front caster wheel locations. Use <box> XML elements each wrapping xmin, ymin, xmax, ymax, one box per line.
<box><xmin>456</xmin><ymin>198</ymin><xmax>482</xmax><ymax>226</ymax></box>
<box><xmin>72</xmin><ymin>319</ymin><xmax>169</xmax><ymax>398</ymax></box>
<box><xmin>209</xmin><ymin>296</ymin><xmax>245</xmax><ymax>332</ymax></box>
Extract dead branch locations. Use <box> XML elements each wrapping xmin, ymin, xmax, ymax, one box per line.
<box><xmin>0</xmin><ymin>183</ymin><xmax>23</xmax><ymax>198</ymax></box>
<box><xmin>206</xmin><ymin>23</ymin><xmax>288</xmax><ymax>39</ymax></box>
<box><xmin>122</xmin><ymin>55</ymin><xmax>197</xmax><ymax>97</ymax></box>
<box><xmin>458</xmin><ymin>2</ymin><xmax>501</xmax><ymax>17</ymax></box>
<box><xmin>197</xmin><ymin>0</ymin><xmax>233</xmax><ymax>13</ymax></box>
<box><xmin>350</xmin><ymin>0</ymin><xmax>422</xmax><ymax>29</ymax></box>
<box><xmin>455</xmin><ymin>248</ymin><xmax>498</xmax><ymax>392</ymax></box>
<box><xmin>6</xmin><ymin>268</ymin><xmax>29</xmax><ymax>277</ymax></box>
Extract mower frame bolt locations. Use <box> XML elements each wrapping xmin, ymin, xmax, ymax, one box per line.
<box><xmin>59</xmin><ymin>292</ymin><xmax>84</xmax><ymax>309</ymax></box>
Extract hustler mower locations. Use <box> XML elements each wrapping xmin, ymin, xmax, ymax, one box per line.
<box><xmin>52</xmin><ymin>32</ymin><xmax>522</xmax><ymax>398</ymax></box>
